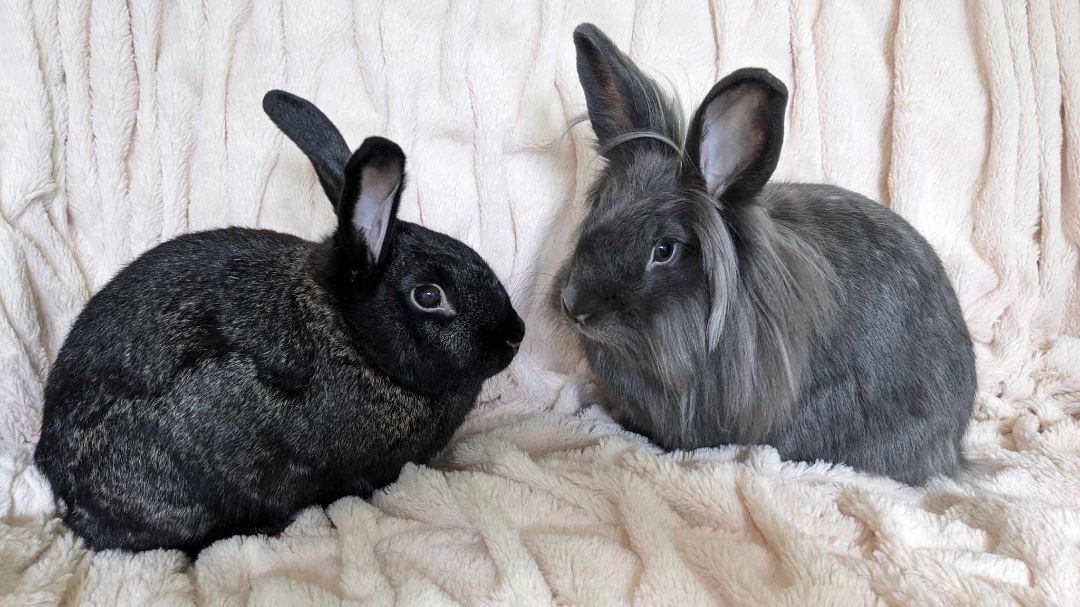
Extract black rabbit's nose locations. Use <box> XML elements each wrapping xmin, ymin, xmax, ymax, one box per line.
<box><xmin>502</xmin><ymin>311</ymin><xmax>525</xmax><ymax>349</ymax></box>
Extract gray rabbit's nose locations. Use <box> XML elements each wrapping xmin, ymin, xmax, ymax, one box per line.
<box><xmin>561</xmin><ymin>288</ymin><xmax>593</xmax><ymax>325</ymax></box>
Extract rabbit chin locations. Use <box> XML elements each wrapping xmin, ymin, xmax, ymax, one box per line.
<box><xmin>489</xmin><ymin>345</ymin><xmax>520</xmax><ymax>375</ymax></box>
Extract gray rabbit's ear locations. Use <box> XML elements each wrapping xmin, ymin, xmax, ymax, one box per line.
<box><xmin>686</xmin><ymin>69</ymin><xmax>788</xmax><ymax>201</ymax></box>
<box><xmin>572</xmin><ymin>23</ymin><xmax>679</xmax><ymax>154</ymax></box>
<box><xmin>263</xmin><ymin>90</ymin><xmax>351</xmax><ymax>207</ymax></box>
<box><xmin>337</xmin><ymin>137</ymin><xmax>405</xmax><ymax>271</ymax></box>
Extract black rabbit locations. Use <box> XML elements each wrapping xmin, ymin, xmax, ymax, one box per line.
<box><xmin>555</xmin><ymin>24</ymin><xmax>975</xmax><ymax>485</ymax></box>
<box><xmin>34</xmin><ymin>90</ymin><xmax>524</xmax><ymax>554</ymax></box>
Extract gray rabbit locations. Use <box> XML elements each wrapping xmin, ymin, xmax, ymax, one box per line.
<box><xmin>34</xmin><ymin>90</ymin><xmax>524</xmax><ymax>554</ymax></box>
<box><xmin>555</xmin><ymin>24</ymin><xmax>975</xmax><ymax>484</ymax></box>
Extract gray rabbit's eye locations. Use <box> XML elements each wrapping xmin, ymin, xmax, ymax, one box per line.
<box><xmin>650</xmin><ymin>240</ymin><xmax>677</xmax><ymax>265</ymax></box>
<box><xmin>411</xmin><ymin>284</ymin><xmax>446</xmax><ymax>311</ymax></box>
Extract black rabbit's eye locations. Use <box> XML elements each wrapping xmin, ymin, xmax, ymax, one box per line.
<box><xmin>651</xmin><ymin>240</ymin><xmax>676</xmax><ymax>264</ymax></box>
<box><xmin>412</xmin><ymin>284</ymin><xmax>443</xmax><ymax>310</ymax></box>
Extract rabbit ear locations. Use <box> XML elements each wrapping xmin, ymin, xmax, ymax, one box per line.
<box><xmin>573</xmin><ymin>23</ymin><xmax>678</xmax><ymax>152</ymax></box>
<box><xmin>337</xmin><ymin>137</ymin><xmax>405</xmax><ymax>270</ymax></box>
<box><xmin>263</xmin><ymin>90</ymin><xmax>351</xmax><ymax>207</ymax></box>
<box><xmin>687</xmin><ymin>69</ymin><xmax>788</xmax><ymax>201</ymax></box>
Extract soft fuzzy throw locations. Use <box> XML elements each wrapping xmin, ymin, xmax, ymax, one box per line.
<box><xmin>1</xmin><ymin>1</ymin><xmax>1078</xmax><ymax>605</ymax></box>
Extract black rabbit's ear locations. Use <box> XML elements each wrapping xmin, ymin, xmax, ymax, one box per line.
<box><xmin>263</xmin><ymin>90</ymin><xmax>351</xmax><ymax>206</ymax></box>
<box><xmin>573</xmin><ymin>23</ymin><xmax>679</xmax><ymax>154</ymax></box>
<box><xmin>686</xmin><ymin>69</ymin><xmax>788</xmax><ymax>202</ymax></box>
<box><xmin>337</xmin><ymin>137</ymin><xmax>405</xmax><ymax>271</ymax></box>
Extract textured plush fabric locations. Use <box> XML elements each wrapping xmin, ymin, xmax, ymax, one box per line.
<box><xmin>1</xmin><ymin>1</ymin><xmax>1078</xmax><ymax>605</ymax></box>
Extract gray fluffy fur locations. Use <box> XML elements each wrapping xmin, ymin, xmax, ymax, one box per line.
<box><xmin>556</xmin><ymin>24</ymin><xmax>975</xmax><ymax>485</ymax></box>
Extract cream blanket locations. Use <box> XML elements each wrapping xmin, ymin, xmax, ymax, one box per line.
<box><xmin>2</xmin><ymin>1</ymin><xmax>1079</xmax><ymax>605</ymax></box>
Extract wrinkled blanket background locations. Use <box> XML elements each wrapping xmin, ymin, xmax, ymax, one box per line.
<box><xmin>1</xmin><ymin>1</ymin><xmax>1079</xmax><ymax>605</ymax></box>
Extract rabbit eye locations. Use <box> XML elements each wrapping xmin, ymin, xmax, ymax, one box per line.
<box><xmin>651</xmin><ymin>240</ymin><xmax>677</xmax><ymax>265</ymax></box>
<box><xmin>411</xmin><ymin>284</ymin><xmax>445</xmax><ymax>310</ymax></box>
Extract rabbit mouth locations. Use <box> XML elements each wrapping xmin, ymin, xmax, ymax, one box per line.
<box><xmin>481</xmin><ymin>344</ymin><xmax>519</xmax><ymax>377</ymax></box>
<box><xmin>482</xmin><ymin>330</ymin><xmax>524</xmax><ymax>376</ymax></box>
<box><xmin>564</xmin><ymin>313</ymin><xmax>610</xmax><ymax>343</ymax></box>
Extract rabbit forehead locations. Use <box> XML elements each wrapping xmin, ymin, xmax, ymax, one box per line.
<box><xmin>390</xmin><ymin>223</ymin><xmax>505</xmax><ymax>294</ymax></box>
<box><xmin>580</xmin><ymin>199</ymin><xmax>690</xmax><ymax>247</ymax></box>
<box><xmin>588</xmin><ymin>151</ymin><xmax>681</xmax><ymax>210</ymax></box>
<box><xmin>581</xmin><ymin>165</ymin><xmax>699</xmax><ymax>242</ymax></box>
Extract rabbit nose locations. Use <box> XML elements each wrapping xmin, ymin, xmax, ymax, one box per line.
<box><xmin>503</xmin><ymin>311</ymin><xmax>525</xmax><ymax>349</ymax></box>
<box><xmin>561</xmin><ymin>289</ymin><xmax>593</xmax><ymax>325</ymax></box>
